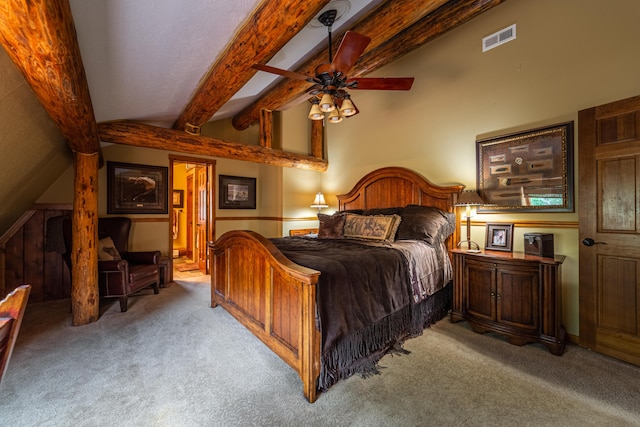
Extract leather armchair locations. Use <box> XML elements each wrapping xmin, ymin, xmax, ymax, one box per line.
<box><xmin>61</xmin><ymin>216</ymin><xmax>161</xmax><ymax>312</ymax></box>
<box><xmin>97</xmin><ymin>217</ymin><xmax>160</xmax><ymax>312</ymax></box>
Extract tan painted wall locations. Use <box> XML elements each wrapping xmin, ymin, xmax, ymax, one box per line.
<box><xmin>0</xmin><ymin>48</ymin><xmax>72</xmax><ymax>234</ymax></box>
<box><xmin>281</xmin><ymin>0</ymin><xmax>640</xmax><ymax>336</ymax></box>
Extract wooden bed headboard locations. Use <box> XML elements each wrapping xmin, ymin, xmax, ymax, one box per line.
<box><xmin>337</xmin><ymin>167</ymin><xmax>465</xmax><ymax>249</ymax></box>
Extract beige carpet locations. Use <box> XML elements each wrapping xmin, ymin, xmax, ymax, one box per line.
<box><xmin>1</xmin><ymin>276</ymin><xmax>639</xmax><ymax>426</ymax></box>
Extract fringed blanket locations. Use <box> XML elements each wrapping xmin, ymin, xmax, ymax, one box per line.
<box><xmin>270</xmin><ymin>237</ymin><xmax>451</xmax><ymax>390</ymax></box>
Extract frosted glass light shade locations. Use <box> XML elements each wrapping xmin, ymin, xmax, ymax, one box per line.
<box><xmin>308</xmin><ymin>103</ymin><xmax>324</xmax><ymax>120</ymax></box>
<box><xmin>340</xmin><ymin>97</ymin><xmax>356</xmax><ymax>117</ymax></box>
<box><xmin>319</xmin><ymin>93</ymin><xmax>335</xmax><ymax>112</ymax></box>
<box><xmin>328</xmin><ymin>109</ymin><xmax>343</xmax><ymax>123</ymax></box>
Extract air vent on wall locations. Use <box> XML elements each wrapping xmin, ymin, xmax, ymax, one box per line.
<box><xmin>482</xmin><ymin>24</ymin><xmax>516</xmax><ymax>52</ymax></box>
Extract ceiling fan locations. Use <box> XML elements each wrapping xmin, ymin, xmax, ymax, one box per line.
<box><xmin>252</xmin><ymin>9</ymin><xmax>415</xmax><ymax>123</ymax></box>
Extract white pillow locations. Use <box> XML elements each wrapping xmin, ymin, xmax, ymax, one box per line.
<box><xmin>98</xmin><ymin>237</ymin><xmax>121</xmax><ymax>261</ymax></box>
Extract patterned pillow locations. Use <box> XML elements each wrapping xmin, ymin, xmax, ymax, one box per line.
<box><xmin>318</xmin><ymin>212</ymin><xmax>347</xmax><ymax>239</ymax></box>
<box><xmin>396</xmin><ymin>205</ymin><xmax>456</xmax><ymax>246</ymax></box>
<box><xmin>98</xmin><ymin>237</ymin><xmax>122</xmax><ymax>261</ymax></box>
<box><xmin>343</xmin><ymin>214</ymin><xmax>402</xmax><ymax>242</ymax></box>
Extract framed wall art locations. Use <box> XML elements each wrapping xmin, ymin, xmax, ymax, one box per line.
<box><xmin>485</xmin><ymin>223</ymin><xmax>514</xmax><ymax>252</ymax></box>
<box><xmin>172</xmin><ymin>189</ymin><xmax>184</xmax><ymax>208</ymax></box>
<box><xmin>219</xmin><ymin>175</ymin><xmax>256</xmax><ymax>209</ymax></box>
<box><xmin>107</xmin><ymin>161</ymin><xmax>168</xmax><ymax>214</ymax></box>
<box><xmin>477</xmin><ymin>122</ymin><xmax>574</xmax><ymax>212</ymax></box>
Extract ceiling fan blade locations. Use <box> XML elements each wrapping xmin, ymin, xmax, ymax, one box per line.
<box><xmin>252</xmin><ymin>64</ymin><xmax>315</xmax><ymax>82</ymax></box>
<box><xmin>331</xmin><ymin>31</ymin><xmax>371</xmax><ymax>75</ymax></box>
<box><xmin>348</xmin><ymin>77</ymin><xmax>415</xmax><ymax>90</ymax></box>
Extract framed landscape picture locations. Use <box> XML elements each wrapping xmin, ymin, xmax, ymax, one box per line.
<box><xmin>107</xmin><ymin>161</ymin><xmax>168</xmax><ymax>214</ymax></box>
<box><xmin>219</xmin><ymin>175</ymin><xmax>256</xmax><ymax>209</ymax></box>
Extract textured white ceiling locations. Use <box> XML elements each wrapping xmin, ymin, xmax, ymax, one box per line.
<box><xmin>69</xmin><ymin>0</ymin><xmax>383</xmax><ymax>127</ymax></box>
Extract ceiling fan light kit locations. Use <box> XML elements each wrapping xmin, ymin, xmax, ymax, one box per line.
<box><xmin>253</xmin><ymin>8</ymin><xmax>414</xmax><ymax>124</ymax></box>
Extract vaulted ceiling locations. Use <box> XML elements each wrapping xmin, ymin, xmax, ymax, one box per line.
<box><xmin>0</xmin><ymin>0</ymin><xmax>505</xmax><ymax>169</ymax></box>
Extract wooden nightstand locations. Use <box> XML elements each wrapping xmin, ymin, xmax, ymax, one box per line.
<box><xmin>450</xmin><ymin>249</ymin><xmax>566</xmax><ymax>355</ymax></box>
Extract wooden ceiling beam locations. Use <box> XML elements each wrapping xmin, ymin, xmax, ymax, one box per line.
<box><xmin>0</xmin><ymin>0</ymin><xmax>101</xmax><ymax>154</ymax></box>
<box><xmin>232</xmin><ymin>0</ymin><xmax>506</xmax><ymax>130</ymax></box>
<box><xmin>172</xmin><ymin>0</ymin><xmax>331</xmax><ymax>132</ymax></box>
<box><xmin>354</xmin><ymin>0</ymin><xmax>508</xmax><ymax>74</ymax></box>
<box><xmin>99</xmin><ymin>121</ymin><xmax>328</xmax><ymax>172</ymax></box>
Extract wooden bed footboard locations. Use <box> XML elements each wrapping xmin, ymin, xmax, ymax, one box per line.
<box><xmin>209</xmin><ymin>230</ymin><xmax>322</xmax><ymax>402</ymax></box>
<box><xmin>209</xmin><ymin>167</ymin><xmax>463</xmax><ymax>402</ymax></box>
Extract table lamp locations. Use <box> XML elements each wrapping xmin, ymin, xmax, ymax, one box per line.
<box><xmin>455</xmin><ymin>190</ymin><xmax>485</xmax><ymax>251</ymax></box>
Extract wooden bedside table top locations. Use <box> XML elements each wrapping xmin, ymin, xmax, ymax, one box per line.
<box><xmin>450</xmin><ymin>248</ymin><xmax>565</xmax><ymax>264</ymax></box>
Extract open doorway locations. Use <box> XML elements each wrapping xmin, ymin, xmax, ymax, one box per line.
<box><xmin>170</xmin><ymin>155</ymin><xmax>215</xmax><ymax>278</ymax></box>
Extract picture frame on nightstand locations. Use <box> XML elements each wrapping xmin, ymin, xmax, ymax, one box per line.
<box><xmin>485</xmin><ymin>223</ymin><xmax>514</xmax><ymax>252</ymax></box>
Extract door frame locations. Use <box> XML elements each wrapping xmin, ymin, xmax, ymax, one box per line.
<box><xmin>169</xmin><ymin>155</ymin><xmax>216</xmax><ymax>275</ymax></box>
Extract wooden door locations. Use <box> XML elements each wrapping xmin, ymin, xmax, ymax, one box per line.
<box><xmin>186</xmin><ymin>172</ymin><xmax>194</xmax><ymax>259</ymax></box>
<box><xmin>196</xmin><ymin>166</ymin><xmax>208</xmax><ymax>273</ymax></box>
<box><xmin>579</xmin><ymin>94</ymin><xmax>640</xmax><ymax>366</ymax></box>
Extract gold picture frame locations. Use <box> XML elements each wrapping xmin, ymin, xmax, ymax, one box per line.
<box><xmin>477</xmin><ymin>122</ymin><xmax>574</xmax><ymax>212</ymax></box>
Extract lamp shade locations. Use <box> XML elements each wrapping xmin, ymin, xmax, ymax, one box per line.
<box><xmin>327</xmin><ymin>109</ymin><xmax>343</xmax><ymax>123</ymax></box>
<box><xmin>340</xmin><ymin>97</ymin><xmax>357</xmax><ymax>117</ymax></box>
<box><xmin>319</xmin><ymin>93</ymin><xmax>335</xmax><ymax>112</ymax></box>
<box><xmin>455</xmin><ymin>190</ymin><xmax>485</xmax><ymax>206</ymax></box>
<box><xmin>308</xmin><ymin>100</ymin><xmax>324</xmax><ymax>120</ymax></box>
<box><xmin>310</xmin><ymin>192</ymin><xmax>328</xmax><ymax>210</ymax></box>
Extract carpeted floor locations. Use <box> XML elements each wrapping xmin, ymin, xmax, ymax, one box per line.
<box><xmin>1</xmin><ymin>276</ymin><xmax>639</xmax><ymax>426</ymax></box>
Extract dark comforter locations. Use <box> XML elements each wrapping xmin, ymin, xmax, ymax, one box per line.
<box><xmin>270</xmin><ymin>236</ymin><xmax>451</xmax><ymax>390</ymax></box>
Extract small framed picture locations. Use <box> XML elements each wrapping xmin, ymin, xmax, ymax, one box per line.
<box><xmin>485</xmin><ymin>223</ymin><xmax>514</xmax><ymax>252</ymax></box>
<box><xmin>219</xmin><ymin>175</ymin><xmax>256</xmax><ymax>209</ymax></box>
<box><xmin>172</xmin><ymin>189</ymin><xmax>184</xmax><ymax>208</ymax></box>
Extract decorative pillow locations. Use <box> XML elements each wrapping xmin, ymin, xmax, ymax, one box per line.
<box><xmin>98</xmin><ymin>237</ymin><xmax>122</xmax><ymax>261</ymax></box>
<box><xmin>396</xmin><ymin>205</ymin><xmax>456</xmax><ymax>246</ymax></box>
<box><xmin>318</xmin><ymin>212</ymin><xmax>347</xmax><ymax>239</ymax></box>
<box><xmin>361</xmin><ymin>207</ymin><xmax>403</xmax><ymax>216</ymax></box>
<box><xmin>343</xmin><ymin>214</ymin><xmax>402</xmax><ymax>242</ymax></box>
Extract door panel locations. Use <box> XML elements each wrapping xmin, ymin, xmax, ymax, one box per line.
<box><xmin>186</xmin><ymin>173</ymin><xmax>194</xmax><ymax>259</ymax></box>
<box><xmin>464</xmin><ymin>260</ymin><xmax>495</xmax><ymax>321</ymax></box>
<box><xmin>196</xmin><ymin>166</ymin><xmax>208</xmax><ymax>273</ymax></box>
<box><xmin>497</xmin><ymin>267</ymin><xmax>539</xmax><ymax>332</ymax></box>
<box><xmin>598</xmin><ymin>256</ymin><xmax>638</xmax><ymax>334</ymax></box>
<box><xmin>579</xmin><ymin>94</ymin><xmax>640</xmax><ymax>366</ymax></box>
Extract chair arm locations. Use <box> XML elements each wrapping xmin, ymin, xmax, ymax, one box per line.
<box><xmin>122</xmin><ymin>251</ymin><xmax>161</xmax><ymax>265</ymax></box>
<box><xmin>98</xmin><ymin>259</ymin><xmax>128</xmax><ymax>272</ymax></box>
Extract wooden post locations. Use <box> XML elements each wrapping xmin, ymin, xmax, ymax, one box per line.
<box><xmin>71</xmin><ymin>152</ymin><xmax>99</xmax><ymax>325</ymax></box>
<box><xmin>311</xmin><ymin>120</ymin><xmax>324</xmax><ymax>159</ymax></box>
<box><xmin>259</xmin><ymin>109</ymin><xmax>273</xmax><ymax>149</ymax></box>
